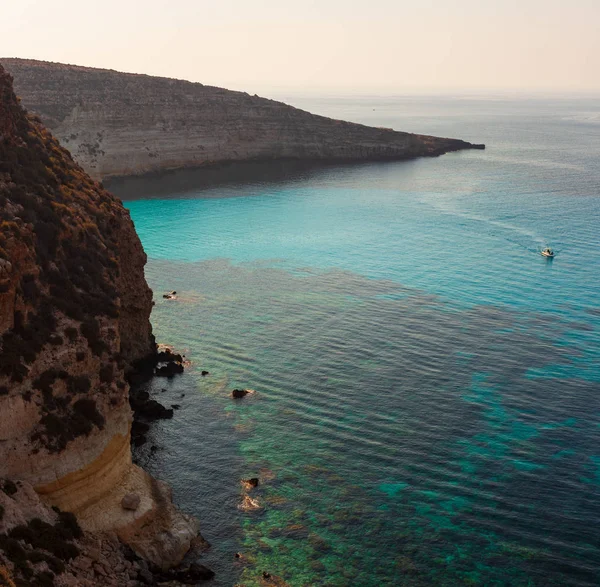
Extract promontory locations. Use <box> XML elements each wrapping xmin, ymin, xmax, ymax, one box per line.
<box><xmin>3</xmin><ymin>58</ymin><xmax>484</xmax><ymax>181</ymax></box>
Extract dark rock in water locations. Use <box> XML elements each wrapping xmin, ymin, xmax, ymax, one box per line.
<box><xmin>189</xmin><ymin>534</ymin><xmax>212</xmax><ymax>554</ymax></box>
<box><xmin>132</xmin><ymin>434</ymin><xmax>147</xmax><ymax>447</ymax></box>
<box><xmin>131</xmin><ymin>420</ymin><xmax>150</xmax><ymax>446</ymax></box>
<box><xmin>158</xmin><ymin>562</ymin><xmax>215</xmax><ymax>583</ymax></box>
<box><xmin>131</xmin><ymin>391</ymin><xmax>174</xmax><ymax>420</ymax></box>
<box><xmin>171</xmin><ymin>404</ymin><xmax>181</xmax><ymax>410</ymax></box>
<box><xmin>132</xmin><ymin>421</ymin><xmax>150</xmax><ymax>436</ymax></box>
<box><xmin>201</xmin><ymin>370</ymin><xmax>209</xmax><ymax>376</ymax></box>
<box><xmin>130</xmin><ymin>389</ymin><xmax>150</xmax><ymax>406</ymax></box>
<box><xmin>155</xmin><ymin>362</ymin><xmax>184</xmax><ymax>377</ymax></box>
<box><xmin>155</xmin><ymin>348</ymin><xmax>185</xmax><ymax>377</ymax></box>
<box><xmin>183</xmin><ymin>563</ymin><xmax>215</xmax><ymax>582</ymax></box>
<box><xmin>232</xmin><ymin>388</ymin><xmax>250</xmax><ymax>399</ymax></box>
<box><xmin>140</xmin><ymin>399</ymin><xmax>174</xmax><ymax>420</ymax></box>
<box><xmin>243</xmin><ymin>477</ymin><xmax>259</xmax><ymax>488</ymax></box>
<box><xmin>157</xmin><ymin>350</ymin><xmax>183</xmax><ymax>363</ymax></box>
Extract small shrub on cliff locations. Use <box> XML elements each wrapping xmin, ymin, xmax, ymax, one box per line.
<box><xmin>0</xmin><ymin>386</ymin><xmax>8</xmax><ymax>396</ymax></box>
<box><xmin>20</xmin><ymin>274</ymin><xmax>40</xmax><ymax>303</ymax></box>
<box><xmin>99</xmin><ymin>364</ymin><xmax>113</xmax><ymax>384</ymax></box>
<box><xmin>27</xmin><ymin>549</ymin><xmax>66</xmax><ymax>574</ymax></box>
<box><xmin>0</xmin><ymin>339</ymin><xmax>29</xmax><ymax>382</ymax></box>
<box><xmin>36</xmin><ymin>398</ymin><xmax>104</xmax><ymax>453</ymax></box>
<box><xmin>80</xmin><ymin>319</ymin><xmax>107</xmax><ymax>356</ymax></box>
<box><xmin>66</xmin><ymin>375</ymin><xmax>90</xmax><ymax>395</ymax></box>
<box><xmin>34</xmin><ymin>570</ymin><xmax>55</xmax><ymax>587</ymax></box>
<box><xmin>1</xmin><ymin>480</ymin><xmax>17</xmax><ymax>496</ymax></box>
<box><xmin>0</xmin><ymin>505</ymin><xmax>4</xmax><ymax>521</ymax></box>
<box><xmin>64</xmin><ymin>327</ymin><xmax>78</xmax><ymax>342</ymax></box>
<box><xmin>8</xmin><ymin>526</ymin><xmax>35</xmax><ymax>543</ymax></box>
<box><xmin>33</xmin><ymin>369</ymin><xmax>67</xmax><ymax>395</ymax></box>
<box><xmin>55</xmin><ymin>510</ymin><xmax>82</xmax><ymax>541</ymax></box>
<box><xmin>6</xmin><ymin>517</ymin><xmax>80</xmax><ymax>563</ymax></box>
<box><xmin>0</xmin><ymin>303</ymin><xmax>61</xmax><ymax>381</ymax></box>
<box><xmin>37</xmin><ymin>413</ymin><xmax>89</xmax><ymax>452</ymax></box>
<box><xmin>73</xmin><ymin>399</ymin><xmax>104</xmax><ymax>429</ymax></box>
<box><xmin>0</xmin><ymin>535</ymin><xmax>30</xmax><ymax>577</ymax></box>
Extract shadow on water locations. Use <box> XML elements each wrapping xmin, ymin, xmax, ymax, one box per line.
<box><xmin>136</xmin><ymin>258</ymin><xmax>600</xmax><ymax>587</ymax></box>
<box><xmin>105</xmin><ymin>158</ymin><xmax>420</xmax><ymax>200</ymax></box>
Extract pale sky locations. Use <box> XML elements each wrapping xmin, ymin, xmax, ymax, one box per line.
<box><xmin>2</xmin><ymin>0</ymin><xmax>599</xmax><ymax>93</ymax></box>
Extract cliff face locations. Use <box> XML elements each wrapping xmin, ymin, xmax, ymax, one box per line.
<box><xmin>0</xmin><ymin>63</ymin><xmax>197</xmax><ymax>578</ymax></box>
<box><xmin>3</xmin><ymin>59</ymin><xmax>483</xmax><ymax>180</ymax></box>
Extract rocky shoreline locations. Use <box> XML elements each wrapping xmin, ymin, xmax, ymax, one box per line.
<box><xmin>0</xmin><ymin>55</ymin><xmax>487</xmax><ymax>585</ymax></box>
<box><xmin>0</xmin><ymin>62</ymin><xmax>207</xmax><ymax>585</ymax></box>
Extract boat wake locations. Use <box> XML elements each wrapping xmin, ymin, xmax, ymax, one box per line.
<box><xmin>419</xmin><ymin>194</ymin><xmax>564</xmax><ymax>257</ymax></box>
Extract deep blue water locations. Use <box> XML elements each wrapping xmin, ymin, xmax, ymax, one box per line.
<box><xmin>114</xmin><ymin>95</ymin><xmax>600</xmax><ymax>586</ymax></box>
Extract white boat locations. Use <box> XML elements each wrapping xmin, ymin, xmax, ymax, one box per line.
<box><xmin>540</xmin><ymin>247</ymin><xmax>554</xmax><ymax>258</ymax></box>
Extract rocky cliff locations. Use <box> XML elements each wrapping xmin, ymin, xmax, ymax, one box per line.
<box><xmin>2</xmin><ymin>58</ymin><xmax>484</xmax><ymax>180</ymax></box>
<box><xmin>0</xmin><ymin>64</ymin><xmax>198</xmax><ymax>584</ymax></box>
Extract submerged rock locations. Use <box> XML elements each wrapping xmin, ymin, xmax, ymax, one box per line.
<box><xmin>232</xmin><ymin>388</ymin><xmax>254</xmax><ymax>399</ymax></box>
<box><xmin>130</xmin><ymin>389</ymin><xmax>173</xmax><ymax>420</ymax></box>
<box><xmin>140</xmin><ymin>399</ymin><xmax>174</xmax><ymax>420</ymax></box>
<box><xmin>156</xmin><ymin>349</ymin><xmax>183</xmax><ymax>363</ymax></box>
<box><xmin>156</xmin><ymin>362</ymin><xmax>184</xmax><ymax>377</ymax></box>
<box><xmin>260</xmin><ymin>572</ymin><xmax>291</xmax><ymax>587</ymax></box>
<box><xmin>154</xmin><ymin>347</ymin><xmax>185</xmax><ymax>377</ymax></box>
<box><xmin>157</xmin><ymin>562</ymin><xmax>215</xmax><ymax>583</ymax></box>
<box><xmin>131</xmin><ymin>420</ymin><xmax>150</xmax><ymax>447</ymax></box>
<box><xmin>241</xmin><ymin>477</ymin><xmax>260</xmax><ymax>489</ymax></box>
<box><xmin>239</xmin><ymin>495</ymin><xmax>261</xmax><ymax>511</ymax></box>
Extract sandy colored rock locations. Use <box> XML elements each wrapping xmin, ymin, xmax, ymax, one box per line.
<box><xmin>3</xmin><ymin>58</ymin><xmax>483</xmax><ymax>181</ymax></box>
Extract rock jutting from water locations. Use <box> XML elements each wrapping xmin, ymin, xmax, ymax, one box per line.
<box><xmin>3</xmin><ymin>58</ymin><xmax>484</xmax><ymax>181</ymax></box>
<box><xmin>0</xmin><ymin>63</ymin><xmax>203</xmax><ymax>583</ymax></box>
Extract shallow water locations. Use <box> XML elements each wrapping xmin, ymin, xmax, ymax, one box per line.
<box><xmin>117</xmin><ymin>94</ymin><xmax>600</xmax><ymax>586</ymax></box>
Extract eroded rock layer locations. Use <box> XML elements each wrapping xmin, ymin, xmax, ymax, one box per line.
<box><xmin>3</xmin><ymin>58</ymin><xmax>483</xmax><ymax>180</ymax></box>
<box><xmin>0</xmin><ymin>63</ymin><xmax>197</xmax><ymax>577</ymax></box>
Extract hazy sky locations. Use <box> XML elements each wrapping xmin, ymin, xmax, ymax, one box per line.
<box><xmin>2</xmin><ymin>0</ymin><xmax>599</xmax><ymax>93</ymax></box>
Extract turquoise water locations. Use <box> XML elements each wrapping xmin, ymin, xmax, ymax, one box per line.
<box><xmin>115</xmin><ymin>95</ymin><xmax>600</xmax><ymax>586</ymax></box>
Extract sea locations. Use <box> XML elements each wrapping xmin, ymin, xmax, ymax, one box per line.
<box><xmin>108</xmin><ymin>94</ymin><xmax>600</xmax><ymax>586</ymax></box>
